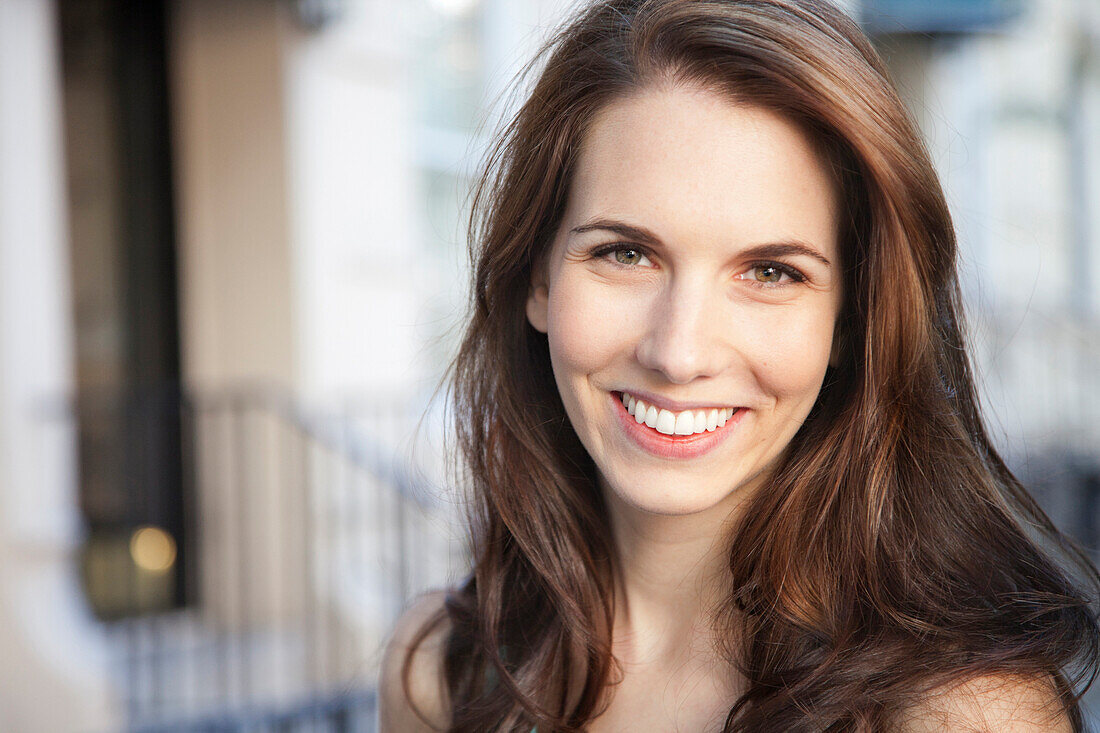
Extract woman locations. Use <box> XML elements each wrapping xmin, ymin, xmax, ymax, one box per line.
<box><xmin>381</xmin><ymin>0</ymin><xmax>1100</xmax><ymax>730</ymax></box>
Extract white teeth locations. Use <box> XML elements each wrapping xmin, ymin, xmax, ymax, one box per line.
<box><xmin>693</xmin><ymin>410</ymin><xmax>707</xmax><ymax>434</ymax></box>
<box><xmin>620</xmin><ymin>393</ymin><xmax>736</xmax><ymax>436</ymax></box>
<box><xmin>656</xmin><ymin>409</ymin><xmax>676</xmax><ymax>435</ymax></box>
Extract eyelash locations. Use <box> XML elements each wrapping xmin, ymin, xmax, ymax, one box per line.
<box><xmin>589</xmin><ymin>243</ymin><xmax>807</xmax><ymax>288</ymax></box>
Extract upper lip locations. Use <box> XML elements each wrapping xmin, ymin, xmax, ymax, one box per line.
<box><xmin>615</xmin><ymin>389</ymin><xmax>739</xmax><ymax>413</ymax></box>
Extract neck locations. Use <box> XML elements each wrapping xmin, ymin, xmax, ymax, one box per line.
<box><xmin>603</xmin><ymin>480</ymin><xmax>752</xmax><ymax>666</ymax></box>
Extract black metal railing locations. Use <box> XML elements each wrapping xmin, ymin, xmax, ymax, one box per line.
<box><xmin>68</xmin><ymin>386</ymin><xmax>460</xmax><ymax>733</ymax></box>
<box><xmin>126</xmin><ymin>689</ymin><xmax>377</xmax><ymax>733</ymax></box>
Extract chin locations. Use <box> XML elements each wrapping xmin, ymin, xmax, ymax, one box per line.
<box><xmin>601</xmin><ymin>473</ymin><xmax>748</xmax><ymax>517</ymax></box>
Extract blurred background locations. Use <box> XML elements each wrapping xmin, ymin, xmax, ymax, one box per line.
<box><xmin>0</xmin><ymin>0</ymin><xmax>1098</xmax><ymax>730</ymax></box>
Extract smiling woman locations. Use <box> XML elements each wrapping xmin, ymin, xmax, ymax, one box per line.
<box><xmin>525</xmin><ymin>92</ymin><xmax>843</xmax><ymax>518</ymax></box>
<box><xmin>379</xmin><ymin>1</ymin><xmax>1100</xmax><ymax>731</ymax></box>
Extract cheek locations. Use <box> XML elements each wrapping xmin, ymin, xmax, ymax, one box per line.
<box><xmin>546</xmin><ymin>278</ymin><xmax>634</xmax><ymax>377</ymax></box>
<box><xmin>742</xmin><ymin>307</ymin><xmax>836</xmax><ymax>404</ymax></box>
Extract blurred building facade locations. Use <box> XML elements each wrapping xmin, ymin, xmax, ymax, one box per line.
<box><xmin>873</xmin><ymin>0</ymin><xmax>1100</xmax><ymax>548</ymax></box>
<box><xmin>0</xmin><ymin>0</ymin><xmax>1097</xmax><ymax>730</ymax></box>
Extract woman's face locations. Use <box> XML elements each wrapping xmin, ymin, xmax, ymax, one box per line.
<box><xmin>527</xmin><ymin>83</ymin><xmax>843</xmax><ymax>517</ymax></box>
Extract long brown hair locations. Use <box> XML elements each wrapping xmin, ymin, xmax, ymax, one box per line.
<box><xmin>419</xmin><ymin>0</ymin><xmax>1100</xmax><ymax>730</ymax></box>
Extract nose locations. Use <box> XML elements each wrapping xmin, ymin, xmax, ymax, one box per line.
<box><xmin>634</xmin><ymin>277</ymin><xmax>730</xmax><ymax>384</ymax></box>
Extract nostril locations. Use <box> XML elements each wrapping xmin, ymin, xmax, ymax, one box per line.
<box><xmin>634</xmin><ymin>322</ymin><xmax>725</xmax><ymax>384</ymax></box>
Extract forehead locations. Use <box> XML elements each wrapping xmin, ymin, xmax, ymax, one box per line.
<box><xmin>563</xmin><ymin>83</ymin><xmax>840</xmax><ymax>257</ymax></box>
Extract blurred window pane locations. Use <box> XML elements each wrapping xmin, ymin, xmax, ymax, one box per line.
<box><xmin>412</xmin><ymin>0</ymin><xmax>486</xmax><ymax>132</ymax></box>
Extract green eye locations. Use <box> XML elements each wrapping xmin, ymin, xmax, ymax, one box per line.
<box><xmin>755</xmin><ymin>265</ymin><xmax>783</xmax><ymax>283</ymax></box>
<box><xmin>615</xmin><ymin>248</ymin><xmax>643</xmax><ymax>265</ymax></box>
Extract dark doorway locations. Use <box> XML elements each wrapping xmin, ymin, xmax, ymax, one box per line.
<box><xmin>59</xmin><ymin>0</ymin><xmax>192</xmax><ymax>619</ymax></box>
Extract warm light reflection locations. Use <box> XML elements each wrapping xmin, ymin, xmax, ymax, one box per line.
<box><xmin>129</xmin><ymin>526</ymin><xmax>177</xmax><ymax>574</ymax></box>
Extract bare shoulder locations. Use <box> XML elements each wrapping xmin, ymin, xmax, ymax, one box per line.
<box><xmin>899</xmin><ymin>674</ymin><xmax>1073</xmax><ymax>732</ymax></box>
<box><xmin>378</xmin><ymin>590</ymin><xmax>451</xmax><ymax>733</ymax></box>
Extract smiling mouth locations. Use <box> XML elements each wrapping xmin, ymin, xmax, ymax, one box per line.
<box><xmin>618</xmin><ymin>392</ymin><xmax>737</xmax><ymax>436</ymax></box>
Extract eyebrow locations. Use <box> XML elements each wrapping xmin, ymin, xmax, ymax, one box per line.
<box><xmin>570</xmin><ymin>219</ymin><xmax>834</xmax><ymax>268</ymax></box>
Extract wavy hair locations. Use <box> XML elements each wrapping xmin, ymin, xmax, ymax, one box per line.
<box><xmin>414</xmin><ymin>0</ymin><xmax>1100</xmax><ymax>730</ymax></box>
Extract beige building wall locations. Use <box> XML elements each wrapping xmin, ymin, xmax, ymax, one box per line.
<box><xmin>170</xmin><ymin>0</ymin><xmax>297</xmax><ymax>393</ymax></box>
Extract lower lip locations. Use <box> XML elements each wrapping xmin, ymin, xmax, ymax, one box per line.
<box><xmin>612</xmin><ymin>392</ymin><xmax>744</xmax><ymax>460</ymax></box>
